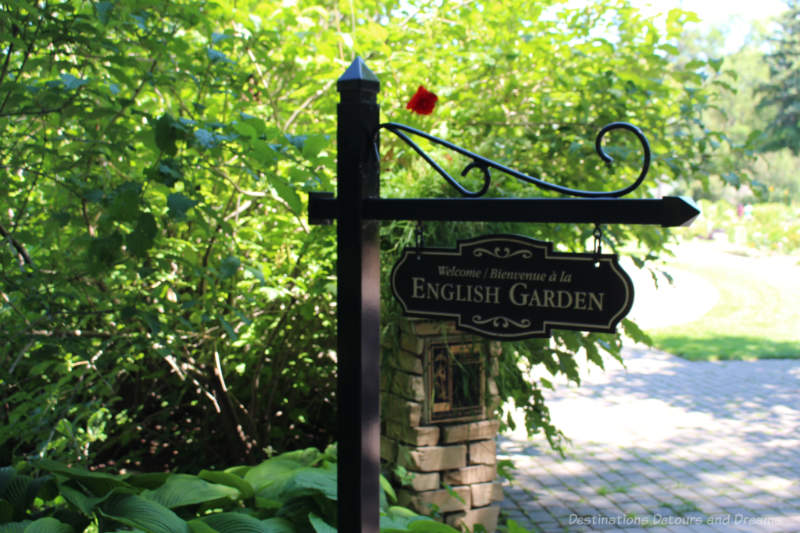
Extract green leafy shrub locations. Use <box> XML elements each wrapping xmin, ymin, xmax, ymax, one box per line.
<box><xmin>679</xmin><ymin>199</ymin><xmax>800</xmax><ymax>254</ymax></box>
<box><xmin>0</xmin><ymin>445</ymin><xmax>465</xmax><ymax>533</ymax></box>
<box><xmin>1</xmin><ymin>0</ymin><xmax>742</xmax><ymax>471</ymax></box>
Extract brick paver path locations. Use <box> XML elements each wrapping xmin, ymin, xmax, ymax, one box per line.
<box><xmin>499</xmin><ymin>346</ymin><xmax>800</xmax><ymax>532</ymax></box>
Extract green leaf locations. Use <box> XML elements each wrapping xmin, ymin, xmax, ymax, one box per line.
<box><xmin>155</xmin><ymin>114</ymin><xmax>178</xmax><ymax>156</ymax></box>
<box><xmin>88</xmin><ymin>232</ymin><xmax>123</xmax><ymax>270</ymax></box>
<box><xmin>505</xmin><ymin>519</ymin><xmax>530</xmax><ymax>533</ymax></box>
<box><xmin>22</xmin><ymin>517</ymin><xmax>73</xmax><ymax>533</ymax></box>
<box><xmin>407</xmin><ymin>521</ymin><xmax>460</xmax><ymax>532</ymax></box>
<box><xmin>218</xmin><ymin>317</ymin><xmax>238</xmax><ymax>341</ymax></box>
<box><xmin>187</xmin><ymin>520</ymin><xmax>219</xmax><ymax>533</ymax></box>
<box><xmin>197</xmin><ymin>470</ymin><xmax>254</xmax><ymax>501</ymax></box>
<box><xmin>0</xmin><ymin>499</ymin><xmax>13</xmax><ymax>522</ymax></box>
<box><xmin>194</xmin><ymin>129</ymin><xmax>218</xmax><ymax>150</ymax></box>
<box><xmin>128</xmin><ymin>212</ymin><xmax>158</xmax><ymax>257</ymax></box>
<box><xmin>126</xmin><ymin>473</ymin><xmax>171</xmax><ymax>490</ymax></box>
<box><xmin>255</xmin><ymin>464</ymin><xmax>337</xmax><ymax>502</ymax></box>
<box><xmin>59</xmin><ymin>74</ymin><xmax>87</xmax><ymax>91</ymax></box>
<box><xmin>3</xmin><ymin>472</ymin><xmax>36</xmax><ymax>513</ymax></box>
<box><xmin>200</xmin><ymin>513</ymin><xmax>294</xmax><ymax>533</ymax></box>
<box><xmin>244</xmin><ymin>449</ymin><xmax>322</xmax><ymax>491</ymax></box>
<box><xmin>0</xmin><ymin>466</ymin><xmax>16</xmax><ymax>498</ymax></box>
<box><xmin>109</xmin><ymin>182</ymin><xmax>141</xmax><ymax>222</ymax></box>
<box><xmin>301</xmin><ymin>135</ymin><xmax>328</xmax><ymax>160</ymax></box>
<box><xmin>250</xmin><ymin>140</ymin><xmax>279</xmax><ymax>166</ymax></box>
<box><xmin>167</xmin><ymin>193</ymin><xmax>198</xmax><ymax>220</ymax></box>
<box><xmin>379</xmin><ymin>474</ymin><xmax>396</xmax><ymax>504</ymax></box>
<box><xmin>260</xmin><ymin>519</ymin><xmax>294</xmax><ymax>533</ymax></box>
<box><xmin>721</xmin><ymin>172</ymin><xmax>741</xmax><ymax>187</ymax></box>
<box><xmin>141</xmin><ymin>474</ymin><xmax>239</xmax><ymax>509</ymax></box>
<box><xmin>267</xmin><ymin>175</ymin><xmax>301</xmax><ymax>214</ymax></box>
<box><xmin>621</xmin><ymin>319</ymin><xmax>652</xmax><ymax>346</ymax></box>
<box><xmin>231</xmin><ymin>121</ymin><xmax>258</xmax><ymax>139</ymax></box>
<box><xmin>95</xmin><ymin>2</ymin><xmax>113</xmax><ymax>24</ymax></box>
<box><xmin>379</xmin><ymin>507</ymin><xmax>429</xmax><ymax>530</ymax></box>
<box><xmin>149</xmin><ymin>158</ymin><xmax>183</xmax><ymax>187</ymax></box>
<box><xmin>57</xmin><ymin>485</ymin><xmax>104</xmax><ymax>516</ymax></box>
<box><xmin>381</xmin><ymin>516</ymin><xmax>461</xmax><ymax>533</ymax></box>
<box><xmin>0</xmin><ymin>521</ymin><xmax>30</xmax><ymax>533</ymax></box>
<box><xmin>308</xmin><ymin>514</ymin><xmax>335</xmax><ymax>533</ymax></box>
<box><xmin>219</xmin><ymin>255</ymin><xmax>240</xmax><ymax>279</ymax></box>
<box><xmin>207</xmin><ymin>48</ymin><xmax>233</xmax><ymax>64</ymax></box>
<box><xmin>36</xmin><ymin>460</ymin><xmax>129</xmax><ymax>497</ymax></box>
<box><xmin>100</xmin><ymin>493</ymin><xmax>190</xmax><ymax>533</ymax></box>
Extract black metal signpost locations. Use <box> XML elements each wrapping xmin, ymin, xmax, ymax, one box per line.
<box><xmin>308</xmin><ymin>57</ymin><xmax>700</xmax><ymax>533</ymax></box>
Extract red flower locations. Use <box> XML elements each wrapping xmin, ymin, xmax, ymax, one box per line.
<box><xmin>406</xmin><ymin>85</ymin><xmax>438</xmax><ymax>115</ymax></box>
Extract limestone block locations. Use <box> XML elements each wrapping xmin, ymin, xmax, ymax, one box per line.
<box><xmin>489</xmin><ymin>342</ymin><xmax>502</xmax><ymax>358</ymax></box>
<box><xmin>381</xmin><ymin>435</ymin><xmax>397</xmax><ymax>462</ymax></box>
<box><xmin>442</xmin><ymin>420</ymin><xmax>500</xmax><ymax>444</ymax></box>
<box><xmin>383</xmin><ymin>393</ymin><xmax>422</xmax><ymax>427</ymax></box>
<box><xmin>401</xmin><ymin>471</ymin><xmax>440</xmax><ymax>492</ymax></box>
<box><xmin>488</xmin><ymin>395</ymin><xmax>503</xmax><ymax>413</ymax></box>
<box><xmin>446</xmin><ymin>505</ymin><xmax>500</xmax><ymax>533</ymax></box>
<box><xmin>470</xmin><ymin>481</ymin><xmax>504</xmax><ymax>507</ymax></box>
<box><xmin>443</xmin><ymin>464</ymin><xmax>496</xmax><ymax>485</ymax></box>
<box><xmin>398</xmin><ymin>443</ymin><xmax>466</xmax><ymax>472</ymax></box>
<box><xmin>387</xmin><ymin>421</ymin><xmax>440</xmax><ymax>447</ymax></box>
<box><xmin>387</xmin><ymin>348</ymin><xmax>423</xmax><ymax>374</ymax></box>
<box><xmin>487</xmin><ymin>377</ymin><xmax>499</xmax><ymax>397</ymax></box>
<box><xmin>398</xmin><ymin>486</ymin><xmax>471</xmax><ymax>514</ymax></box>
<box><xmin>400</xmin><ymin>332</ymin><xmax>425</xmax><ymax>356</ymax></box>
<box><xmin>389</xmin><ymin>370</ymin><xmax>426</xmax><ymax>402</ymax></box>
<box><xmin>468</xmin><ymin>439</ymin><xmax>496</xmax><ymax>465</ymax></box>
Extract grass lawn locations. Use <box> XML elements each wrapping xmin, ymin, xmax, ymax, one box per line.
<box><xmin>648</xmin><ymin>259</ymin><xmax>800</xmax><ymax>361</ymax></box>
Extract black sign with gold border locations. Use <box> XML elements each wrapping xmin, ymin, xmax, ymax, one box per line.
<box><xmin>391</xmin><ymin>234</ymin><xmax>634</xmax><ymax>339</ymax></box>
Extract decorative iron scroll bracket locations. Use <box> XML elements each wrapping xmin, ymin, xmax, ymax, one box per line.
<box><xmin>376</xmin><ymin>121</ymin><xmax>651</xmax><ymax>198</ymax></box>
<box><xmin>310</xmin><ymin>89</ymin><xmax>700</xmax><ymax>227</ymax></box>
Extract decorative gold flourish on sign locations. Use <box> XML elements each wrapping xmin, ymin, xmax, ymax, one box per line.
<box><xmin>472</xmin><ymin>315</ymin><xmax>532</xmax><ymax>329</ymax></box>
<box><xmin>472</xmin><ymin>247</ymin><xmax>533</xmax><ymax>259</ymax></box>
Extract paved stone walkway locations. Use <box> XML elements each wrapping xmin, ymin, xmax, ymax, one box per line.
<box><xmin>498</xmin><ymin>346</ymin><xmax>800</xmax><ymax>532</ymax></box>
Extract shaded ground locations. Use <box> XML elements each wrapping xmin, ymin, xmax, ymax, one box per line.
<box><xmin>500</xmin><ymin>347</ymin><xmax>800</xmax><ymax>532</ymax></box>
<box><xmin>500</xmin><ymin>242</ymin><xmax>800</xmax><ymax>532</ymax></box>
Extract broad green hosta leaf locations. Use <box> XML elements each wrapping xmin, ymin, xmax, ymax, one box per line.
<box><xmin>307</xmin><ymin>513</ymin><xmax>335</xmax><ymax>533</ymax></box>
<box><xmin>36</xmin><ymin>460</ymin><xmax>129</xmax><ymax>497</ymax></box>
<box><xmin>141</xmin><ymin>474</ymin><xmax>239</xmax><ymax>509</ymax></box>
<box><xmin>382</xmin><ymin>519</ymin><xmax>461</xmax><ymax>533</ymax></box>
<box><xmin>243</xmin><ymin>449</ymin><xmax>322</xmax><ymax>491</ymax></box>
<box><xmin>22</xmin><ymin>517</ymin><xmax>73</xmax><ymax>533</ymax></box>
<box><xmin>197</xmin><ymin>470</ymin><xmax>255</xmax><ymax>500</ymax></box>
<box><xmin>187</xmin><ymin>520</ymin><xmax>218</xmax><ymax>533</ymax></box>
<box><xmin>199</xmin><ymin>513</ymin><xmax>295</xmax><ymax>533</ymax></box>
<box><xmin>254</xmin><ymin>463</ymin><xmax>336</xmax><ymax>502</ymax></box>
<box><xmin>0</xmin><ymin>521</ymin><xmax>28</xmax><ymax>533</ymax></box>
<box><xmin>127</xmin><ymin>472</ymin><xmax>172</xmax><ymax>490</ymax></box>
<box><xmin>0</xmin><ymin>499</ymin><xmax>13</xmax><ymax>522</ymax></box>
<box><xmin>99</xmin><ymin>493</ymin><xmax>190</xmax><ymax>533</ymax></box>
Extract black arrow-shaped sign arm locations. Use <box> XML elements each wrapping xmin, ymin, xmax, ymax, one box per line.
<box><xmin>308</xmin><ymin>194</ymin><xmax>701</xmax><ymax>228</ymax></box>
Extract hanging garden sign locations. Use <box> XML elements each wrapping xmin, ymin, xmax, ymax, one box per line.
<box><xmin>391</xmin><ymin>234</ymin><xmax>634</xmax><ymax>339</ymax></box>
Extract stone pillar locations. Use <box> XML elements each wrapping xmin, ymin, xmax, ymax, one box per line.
<box><xmin>381</xmin><ymin>321</ymin><xmax>503</xmax><ymax>532</ymax></box>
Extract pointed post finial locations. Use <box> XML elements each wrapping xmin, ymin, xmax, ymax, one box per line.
<box><xmin>338</xmin><ymin>56</ymin><xmax>380</xmax><ymax>97</ymax></box>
